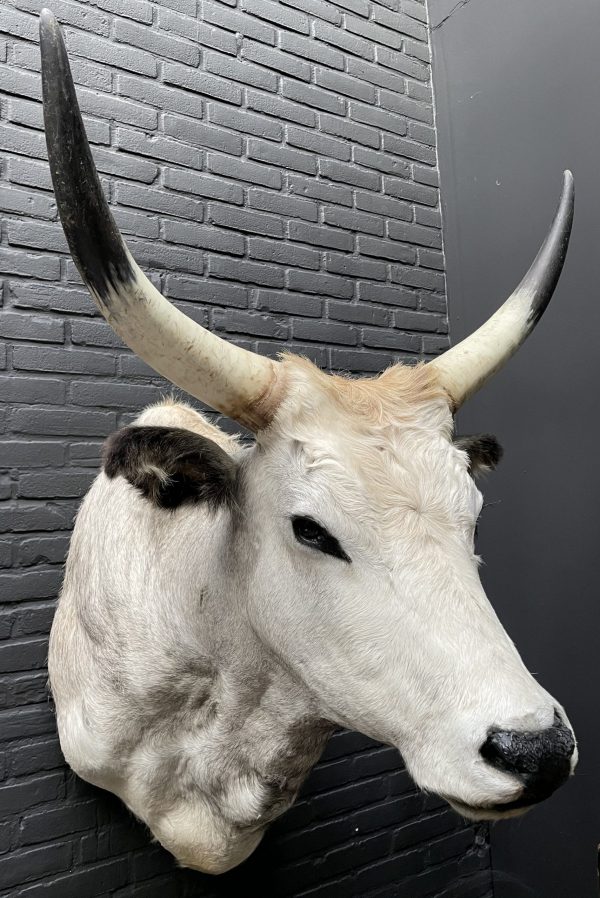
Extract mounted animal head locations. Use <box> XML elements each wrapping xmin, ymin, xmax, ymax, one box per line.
<box><xmin>40</xmin><ymin>7</ymin><xmax>576</xmax><ymax>851</ymax></box>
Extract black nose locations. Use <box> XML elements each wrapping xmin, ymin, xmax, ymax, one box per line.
<box><xmin>480</xmin><ymin>711</ymin><xmax>575</xmax><ymax>809</ymax></box>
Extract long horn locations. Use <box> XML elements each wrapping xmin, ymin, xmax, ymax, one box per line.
<box><xmin>430</xmin><ymin>170</ymin><xmax>574</xmax><ymax>410</ymax></box>
<box><xmin>39</xmin><ymin>9</ymin><xmax>280</xmax><ymax>431</ymax></box>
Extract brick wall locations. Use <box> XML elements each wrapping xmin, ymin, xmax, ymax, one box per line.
<box><xmin>0</xmin><ymin>0</ymin><xmax>491</xmax><ymax>894</ymax></box>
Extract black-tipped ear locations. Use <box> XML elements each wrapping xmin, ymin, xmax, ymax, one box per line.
<box><xmin>454</xmin><ymin>433</ymin><xmax>503</xmax><ymax>477</ymax></box>
<box><xmin>103</xmin><ymin>426</ymin><xmax>238</xmax><ymax>509</ymax></box>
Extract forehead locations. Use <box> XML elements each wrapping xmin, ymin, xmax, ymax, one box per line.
<box><xmin>269</xmin><ymin>354</ymin><xmax>451</xmax><ymax>431</ymax></box>
<box><xmin>262</xmin><ymin>358</ymin><xmax>482</xmax><ymax>524</ymax></box>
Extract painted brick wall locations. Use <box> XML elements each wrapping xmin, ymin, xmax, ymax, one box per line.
<box><xmin>0</xmin><ymin>0</ymin><xmax>491</xmax><ymax>895</ymax></box>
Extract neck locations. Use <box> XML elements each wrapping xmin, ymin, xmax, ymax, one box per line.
<box><xmin>125</xmin><ymin>597</ymin><xmax>334</xmax><ymax>874</ymax></box>
<box><xmin>204</xmin><ymin>614</ymin><xmax>334</xmax><ymax>826</ymax></box>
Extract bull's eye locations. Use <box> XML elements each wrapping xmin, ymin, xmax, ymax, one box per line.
<box><xmin>291</xmin><ymin>516</ymin><xmax>351</xmax><ymax>563</ymax></box>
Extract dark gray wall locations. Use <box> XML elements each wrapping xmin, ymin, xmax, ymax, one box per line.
<box><xmin>430</xmin><ymin>1</ymin><xmax>600</xmax><ymax>896</ymax></box>
<box><xmin>0</xmin><ymin>0</ymin><xmax>492</xmax><ymax>895</ymax></box>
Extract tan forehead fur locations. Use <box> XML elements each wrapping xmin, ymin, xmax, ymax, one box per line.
<box><xmin>277</xmin><ymin>354</ymin><xmax>449</xmax><ymax>427</ymax></box>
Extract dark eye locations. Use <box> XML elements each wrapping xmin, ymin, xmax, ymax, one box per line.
<box><xmin>291</xmin><ymin>516</ymin><xmax>351</xmax><ymax>563</ymax></box>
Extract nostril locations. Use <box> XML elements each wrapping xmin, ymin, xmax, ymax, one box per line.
<box><xmin>480</xmin><ymin>729</ymin><xmax>520</xmax><ymax>774</ymax></box>
<box><xmin>480</xmin><ymin>711</ymin><xmax>575</xmax><ymax>807</ymax></box>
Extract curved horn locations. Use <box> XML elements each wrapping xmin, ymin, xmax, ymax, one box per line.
<box><xmin>39</xmin><ymin>9</ymin><xmax>280</xmax><ymax>431</ymax></box>
<box><xmin>430</xmin><ymin>170</ymin><xmax>574</xmax><ymax>410</ymax></box>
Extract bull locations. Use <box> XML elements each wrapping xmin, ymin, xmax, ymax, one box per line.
<box><xmin>38</xmin><ymin>9</ymin><xmax>577</xmax><ymax>874</ymax></box>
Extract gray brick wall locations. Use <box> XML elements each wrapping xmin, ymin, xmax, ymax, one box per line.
<box><xmin>0</xmin><ymin>0</ymin><xmax>492</xmax><ymax>894</ymax></box>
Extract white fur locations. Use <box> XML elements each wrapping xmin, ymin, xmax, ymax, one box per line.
<box><xmin>49</xmin><ymin>371</ymin><xmax>576</xmax><ymax>873</ymax></box>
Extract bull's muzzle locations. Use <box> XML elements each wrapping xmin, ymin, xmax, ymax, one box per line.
<box><xmin>480</xmin><ymin>710</ymin><xmax>575</xmax><ymax>810</ymax></box>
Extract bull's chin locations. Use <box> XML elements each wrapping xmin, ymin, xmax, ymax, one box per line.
<box><xmin>446</xmin><ymin>797</ymin><xmax>531</xmax><ymax>822</ymax></box>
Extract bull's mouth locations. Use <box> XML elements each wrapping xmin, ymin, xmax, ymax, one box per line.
<box><xmin>446</xmin><ymin>797</ymin><xmax>531</xmax><ymax>822</ymax></box>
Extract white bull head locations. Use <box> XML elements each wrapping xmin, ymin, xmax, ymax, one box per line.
<box><xmin>39</xmin><ymin>9</ymin><xmax>576</xmax><ymax>875</ymax></box>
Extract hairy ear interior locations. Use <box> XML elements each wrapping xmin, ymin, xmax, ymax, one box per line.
<box><xmin>103</xmin><ymin>425</ymin><xmax>238</xmax><ymax>509</ymax></box>
<box><xmin>454</xmin><ymin>433</ymin><xmax>504</xmax><ymax>477</ymax></box>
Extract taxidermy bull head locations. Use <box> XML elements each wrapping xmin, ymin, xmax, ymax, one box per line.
<box><xmin>39</xmin><ymin>9</ymin><xmax>576</xmax><ymax>874</ymax></box>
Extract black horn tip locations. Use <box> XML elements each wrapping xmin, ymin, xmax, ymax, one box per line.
<box><xmin>40</xmin><ymin>8</ymin><xmax>135</xmax><ymax>308</ymax></box>
<box><xmin>560</xmin><ymin>169</ymin><xmax>575</xmax><ymax>220</ymax></box>
<box><xmin>39</xmin><ymin>8</ymin><xmax>57</xmax><ymax>31</ymax></box>
<box><xmin>523</xmin><ymin>168</ymin><xmax>575</xmax><ymax>330</ymax></box>
<box><xmin>39</xmin><ymin>9</ymin><xmax>62</xmax><ymax>61</ymax></box>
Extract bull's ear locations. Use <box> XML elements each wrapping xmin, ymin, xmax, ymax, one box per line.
<box><xmin>454</xmin><ymin>433</ymin><xmax>503</xmax><ymax>477</ymax></box>
<box><xmin>103</xmin><ymin>426</ymin><xmax>238</xmax><ymax>509</ymax></box>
